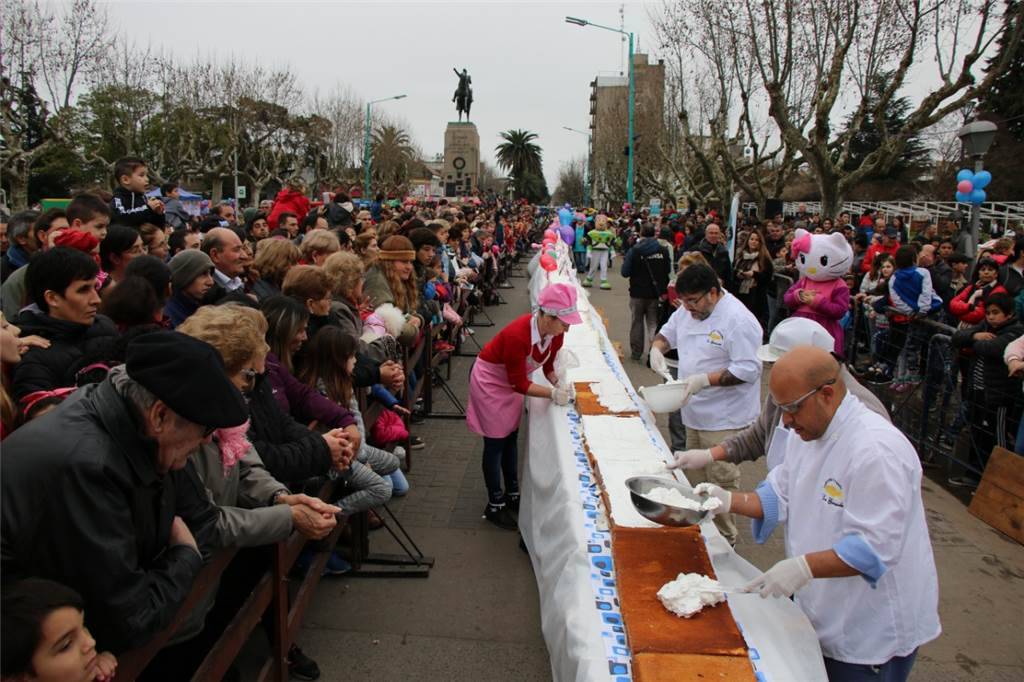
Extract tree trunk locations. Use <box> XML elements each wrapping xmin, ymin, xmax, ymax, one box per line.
<box><xmin>7</xmin><ymin>164</ymin><xmax>30</xmax><ymax>210</ymax></box>
<box><xmin>818</xmin><ymin>176</ymin><xmax>842</xmax><ymax>219</ymax></box>
<box><xmin>251</xmin><ymin>182</ymin><xmax>264</xmax><ymax>205</ymax></box>
<box><xmin>211</xmin><ymin>177</ymin><xmax>223</xmax><ymax>204</ymax></box>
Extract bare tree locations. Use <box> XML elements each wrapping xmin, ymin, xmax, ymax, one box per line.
<box><xmin>1</xmin><ymin>0</ymin><xmax>111</xmax><ymax>207</ymax></box>
<box><xmin>722</xmin><ymin>0</ymin><xmax>1022</xmax><ymax>215</ymax></box>
<box><xmin>651</xmin><ymin>0</ymin><xmax>806</xmax><ymax>215</ymax></box>
<box><xmin>553</xmin><ymin>156</ymin><xmax>586</xmax><ymax>206</ymax></box>
<box><xmin>309</xmin><ymin>84</ymin><xmax>365</xmax><ymax>186</ymax></box>
<box><xmin>38</xmin><ymin>0</ymin><xmax>112</xmax><ymax>110</ymax></box>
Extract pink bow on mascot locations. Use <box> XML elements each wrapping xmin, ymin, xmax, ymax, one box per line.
<box><xmin>782</xmin><ymin>229</ymin><xmax>852</xmax><ymax>354</ymax></box>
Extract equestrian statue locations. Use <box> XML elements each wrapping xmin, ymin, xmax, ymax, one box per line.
<box><xmin>453</xmin><ymin>67</ymin><xmax>473</xmax><ymax>122</ymax></box>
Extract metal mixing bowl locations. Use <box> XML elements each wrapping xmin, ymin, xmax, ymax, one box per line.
<box><xmin>626</xmin><ymin>475</ymin><xmax>710</xmax><ymax>527</ymax></box>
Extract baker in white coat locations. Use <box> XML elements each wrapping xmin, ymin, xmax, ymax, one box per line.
<box><xmin>649</xmin><ymin>263</ymin><xmax>762</xmax><ymax>545</ymax></box>
<box><xmin>698</xmin><ymin>346</ymin><xmax>940</xmax><ymax>681</ymax></box>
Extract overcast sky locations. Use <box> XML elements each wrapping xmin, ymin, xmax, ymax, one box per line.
<box><xmin>101</xmin><ymin>0</ymin><xmax>661</xmax><ymax>190</ymax></box>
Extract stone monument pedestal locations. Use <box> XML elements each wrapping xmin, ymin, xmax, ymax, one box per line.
<box><xmin>442</xmin><ymin>122</ymin><xmax>480</xmax><ymax>198</ymax></box>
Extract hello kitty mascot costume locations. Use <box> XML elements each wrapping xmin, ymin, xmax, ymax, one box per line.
<box><xmin>782</xmin><ymin>229</ymin><xmax>852</xmax><ymax>354</ymax></box>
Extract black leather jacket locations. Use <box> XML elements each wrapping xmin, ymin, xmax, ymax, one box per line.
<box><xmin>1</xmin><ymin>370</ymin><xmax>217</xmax><ymax>652</ymax></box>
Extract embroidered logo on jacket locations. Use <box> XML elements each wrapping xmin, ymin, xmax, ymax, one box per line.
<box><xmin>822</xmin><ymin>478</ymin><xmax>845</xmax><ymax>507</ymax></box>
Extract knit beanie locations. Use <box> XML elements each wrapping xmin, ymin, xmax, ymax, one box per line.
<box><xmin>169</xmin><ymin>249</ymin><xmax>215</xmax><ymax>290</ymax></box>
<box><xmin>377</xmin><ymin>235</ymin><xmax>416</xmax><ymax>261</ymax></box>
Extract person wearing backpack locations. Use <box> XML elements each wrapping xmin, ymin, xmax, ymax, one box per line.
<box><xmin>621</xmin><ymin>223</ymin><xmax>671</xmax><ymax>361</ymax></box>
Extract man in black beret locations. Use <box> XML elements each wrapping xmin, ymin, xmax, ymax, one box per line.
<box><xmin>1</xmin><ymin>331</ymin><xmax>248</xmax><ymax>653</ymax></box>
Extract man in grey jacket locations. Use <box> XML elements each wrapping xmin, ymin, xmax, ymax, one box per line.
<box><xmin>669</xmin><ymin>317</ymin><xmax>889</xmax><ymax>471</ymax></box>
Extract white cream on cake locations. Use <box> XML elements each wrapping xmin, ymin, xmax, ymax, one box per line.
<box><xmin>657</xmin><ymin>573</ymin><xmax>727</xmax><ymax>618</ymax></box>
<box><xmin>644</xmin><ymin>487</ymin><xmax>722</xmax><ymax>512</ymax></box>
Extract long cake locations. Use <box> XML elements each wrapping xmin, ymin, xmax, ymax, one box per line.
<box><xmin>632</xmin><ymin>653</ymin><xmax>758</xmax><ymax>681</ymax></box>
<box><xmin>612</xmin><ymin>527</ymin><xmax>749</xmax><ymax>658</ymax></box>
<box><xmin>574</xmin><ymin>378</ymin><xmax>756</xmax><ymax>679</ymax></box>
<box><xmin>573</xmin><ymin>381</ymin><xmax>639</xmax><ymax>416</ymax></box>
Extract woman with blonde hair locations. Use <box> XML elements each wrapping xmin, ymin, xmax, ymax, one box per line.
<box><xmin>299</xmin><ymin>229</ymin><xmax>340</xmax><ymax>266</ymax></box>
<box><xmin>375</xmin><ymin>220</ymin><xmax>399</xmax><ymax>243</ymax></box>
<box><xmin>174</xmin><ymin>303</ymin><xmax>342</xmax><ymax>676</ymax></box>
<box><xmin>252</xmin><ymin>238</ymin><xmax>301</xmax><ymax>301</ymax></box>
<box><xmin>363</xmin><ymin>235</ymin><xmax>421</xmax><ymax>346</ymax></box>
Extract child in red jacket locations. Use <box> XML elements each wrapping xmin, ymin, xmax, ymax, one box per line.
<box><xmin>267</xmin><ymin>177</ymin><xmax>311</xmax><ymax>230</ymax></box>
<box><xmin>949</xmin><ymin>257</ymin><xmax>1006</xmax><ymax>326</ymax></box>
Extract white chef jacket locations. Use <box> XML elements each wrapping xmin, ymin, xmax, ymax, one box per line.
<box><xmin>657</xmin><ymin>291</ymin><xmax>761</xmax><ymax>430</ymax></box>
<box><xmin>756</xmin><ymin>392</ymin><xmax>941</xmax><ymax>664</ymax></box>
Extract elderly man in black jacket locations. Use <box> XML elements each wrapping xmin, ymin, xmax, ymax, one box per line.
<box><xmin>1</xmin><ymin>331</ymin><xmax>248</xmax><ymax>653</ymax></box>
<box><xmin>697</xmin><ymin>223</ymin><xmax>733</xmax><ymax>289</ymax></box>
<box><xmin>621</xmin><ymin>223</ymin><xmax>671</xmax><ymax>361</ymax></box>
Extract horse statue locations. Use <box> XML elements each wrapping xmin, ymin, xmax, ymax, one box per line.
<box><xmin>453</xmin><ymin>67</ymin><xmax>473</xmax><ymax>122</ymax></box>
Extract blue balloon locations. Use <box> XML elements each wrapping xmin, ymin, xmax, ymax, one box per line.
<box><xmin>970</xmin><ymin>188</ymin><xmax>987</xmax><ymax>204</ymax></box>
<box><xmin>955</xmin><ymin>191</ymin><xmax>968</xmax><ymax>203</ymax></box>
<box><xmin>973</xmin><ymin>170</ymin><xmax>992</xmax><ymax>190</ymax></box>
<box><xmin>956</xmin><ymin>169</ymin><xmax>974</xmax><ymax>183</ymax></box>
<box><xmin>558</xmin><ymin>207</ymin><xmax>574</xmax><ymax>227</ymax></box>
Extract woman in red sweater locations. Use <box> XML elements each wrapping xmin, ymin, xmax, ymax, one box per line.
<box><xmin>466</xmin><ymin>282</ymin><xmax>582</xmax><ymax>529</ymax></box>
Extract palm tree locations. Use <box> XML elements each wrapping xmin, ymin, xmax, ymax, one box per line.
<box><xmin>495</xmin><ymin>129</ymin><xmax>542</xmax><ymax>178</ymax></box>
<box><xmin>495</xmin><ymin>129</ymin><xmax>544</xmax><ymax>201</ymax></box>
<box><xmin>370</xmin><ymin>124</ymin><xmax>416</xmax><ymax>191</ymax></box>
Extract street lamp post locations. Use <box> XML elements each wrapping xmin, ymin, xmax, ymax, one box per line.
<box><xmin>563</xmin><ymin>125</ymin><xmax>592</xmax><ymax>207</ymax></box>
<box><xmin>363</xmin><ymin>94</ymin><xmax>407</xmax><ymax>201</ymax></box>
<box><xmin>566</xmin><ymin>15</ymin><xmax>634</xmax><ymax>206</ymax></box>
<box><xmin>957</xmin><ymin>120</ymin><xmax>998</xmax><ymax>257</ymax></box>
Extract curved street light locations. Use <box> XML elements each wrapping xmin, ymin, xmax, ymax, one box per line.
<box><xmin>364</xmin><ymin>94</ymin><xmax>408</xmax><ymax>200</ymax></box>
<box><xmin>566</xmin><ymin>15</ymin><xmax>634</xmax><ymax>205</ymax></box>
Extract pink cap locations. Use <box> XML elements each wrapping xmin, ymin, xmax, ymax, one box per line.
<box><xmin>537</xmin><ymin>283</ymin><xmax>583</xmax><ymax>325</ymax></box>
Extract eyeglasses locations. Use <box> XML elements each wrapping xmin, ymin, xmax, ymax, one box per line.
<box><xmin>679</xmin><ymin>291</ymin><xmax>710</xmax><ymax>309</ymax></box>
<box><xmin>772</xmin><ymin>376</ymin><xmax>837</xmax><ymax>414</ymax></box>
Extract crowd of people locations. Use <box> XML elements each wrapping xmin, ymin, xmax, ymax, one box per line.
<box><xmin>0</xmin><ymin>157</ymin><xmax>1019</xmax><ymax>680</ymax></box>
<box><xmin>610</xmin><ymin>203</ymin><xmax>1024</xmax><ymax>488</ymax></box>
<box><xmin>0</xmin><ymin>156</ymin><xmax>536</xmax><ymax>681</ymax></box>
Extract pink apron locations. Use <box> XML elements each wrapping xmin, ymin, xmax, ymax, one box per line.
<box><xmin>466</xmin><ymin>341</ymin><xmax>553</xmax><ymax>438</ymax></box>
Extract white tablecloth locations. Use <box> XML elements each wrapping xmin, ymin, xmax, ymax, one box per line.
<box><xmin>519</xmin><ymin>246</ymin><xmax>827</xmax><ymax>681</ymax></box>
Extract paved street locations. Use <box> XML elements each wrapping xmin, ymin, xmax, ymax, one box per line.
<box><xmin>298</xmin><ymin>265</ymin><xmax>1024</xmax><ymax>681</ymax></box>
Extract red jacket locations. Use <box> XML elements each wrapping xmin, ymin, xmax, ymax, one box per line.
<box><xmin>949</xmin><ymin>282</ymin><xmax>1008</xmax><ymax>325</ymax></box>
<box><xmin>860</xmin><ymin>241</ymin><xmax>900</xmax><ymax>273</ymax></box>
<box><xmin>267</xmin><ymin>188</ymin><xmax>311</xmax><ymax>229</ymax></box>
<box><xmin>478</xmin><ymin>313</ymin><xmax>564</xmax><ymax>394</ymax></box>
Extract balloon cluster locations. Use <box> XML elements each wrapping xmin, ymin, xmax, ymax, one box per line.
<box><xmin>540</xmin><ymin>226</ymin><xmax>559</xmax><ymax>272</ymax></box>
<box><xmin>955</xmin><ymin>169</ymin><xmax>992</xmax><ymax>205</ymax></box>
<box><xmin>557</xmin><ymin>206</ymin><xmax>576</xmax><ymax>246</ymax></box>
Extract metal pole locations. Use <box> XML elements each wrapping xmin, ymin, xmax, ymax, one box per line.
<box><xmin>969</xmin><ymin>157</ymin><xmax>984</xmax><ymax>257</ymax></box>
<box><xmin>363</xmin><ymin>102</ymin><xmax>372</xmax><ymax>201</ymax></box>
<box><xmin>233</xmin><ymin>146</ymin><xmax>239</xmax><ymax>209</ymax></box>
<box><xmin>583</xmin><ymin>135</ymin><xmax>591</xmax><ymax>207</ymax></box>
<box><xmin>626</xmin><ymin>31</ymin><xmax>635</xmax><ymax>206</ymax></box>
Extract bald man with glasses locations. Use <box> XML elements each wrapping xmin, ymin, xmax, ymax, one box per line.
<box><xmin>696</xmin><ymin>346</ymin><xmax>940</xmax><ymax>682</ymax></box>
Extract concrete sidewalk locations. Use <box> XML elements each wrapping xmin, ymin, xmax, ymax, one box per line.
<box><xmin>298</xmin><ymin>265</ymin><xmax>1024</xmax><ymax>681</ymax></box>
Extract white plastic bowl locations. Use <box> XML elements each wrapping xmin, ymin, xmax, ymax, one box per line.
<box><xmin>639</xmin><ymin>382</ymin><xmax>687</xmax><ymax>413</ymax></box>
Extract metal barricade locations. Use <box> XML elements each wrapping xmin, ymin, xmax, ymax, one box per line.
<box><xmin>843</xmin><ymin>308</ymin><xmax>1022</xmax><ymax>482</ymax></box>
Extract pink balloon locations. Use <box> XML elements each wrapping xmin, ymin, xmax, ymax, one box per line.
<box><xmin>957</xmin><ymin>180</ymin><xmax>974</xmax><ymax>194</ymax></box>
<box><xmin>539</xmin><ymin>254</ymin><xmax>557</xmax><ymax>271</ymax></box>
<box><xmin>545</xmin><ymin>229</ymin><xmax>558</xmax><ymax>240</ymax></box>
